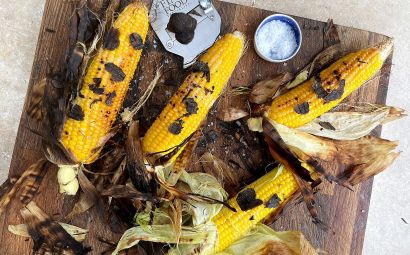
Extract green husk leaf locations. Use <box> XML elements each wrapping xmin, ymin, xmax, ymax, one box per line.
<box><xmin>214</xmin><ymin>224</ymin><xmax>317</xmax><ymax>255</ymax></box>
<box><xmin>178</xmin><ymin>171</ymin><xmax>227</xmax><ymax>225</ymax></box>
<box><xmin>298</xmin><ymin>104</ymin><xmax>406</xmax><ymax>140</ymax></box>
<box><xmin>113</xmin><ymin>170</ymin><xmax>226</xmax><ymax>254</ymax></box>
<box><xmin>113</xmin><ymin>224</ymin><xmax>214</xmax><ymax>255</ymax></box>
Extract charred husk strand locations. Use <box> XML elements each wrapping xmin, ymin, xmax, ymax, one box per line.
<box><xmin>267</xmin><ymin>41</ymin><xmax>392</xmax><ymax>128</ymax></box>
<box><xmin>167</xmin><ymin>12</ymin><xmax>197</xmax><ymax>44</ymax></box>
<box><xmin>211</xmin><ymin>166</ymin><xmax>298</xmax><ymax>252</ymax></box>
<box><xmin>142</xmin><ymin>32</ymin><xmax>245</xmax><ymax>162</ymax></box>
<box><xmin>60</xmin><ymin>3</ymin><xmax>149</xmax><ymax>163</ymax></box>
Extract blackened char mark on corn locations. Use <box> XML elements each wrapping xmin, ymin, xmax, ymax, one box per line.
<box><xmin>129</xmin><ymin>33</ymin><xmax>144</xmax><ymax>50</ymax></box>
<box><xmin>294</xmin><ymin>102</ymin><xmax>310</xmax><ymax>114</ymax></box>
<box><xmin>312</xmin><ymin>74</ymin><xmax>328</xmax><ymax>100</ymax></box>
<box><xmin>93</xmin><ymin>77</ymin><xmax>102</xmax><ymax>86</ymax></box>
<box><xmin>184</xmin><ymin>97</ymin><xmax>198</xmax><ymax>115</ymax></box>
<box><xmin>168</xmin><ymin>119</ymin><xmax>184</xmax><ymax>134</ymax></box>
<box><xmin>236</xmin><ymin>188</ymin><xmax>263</xmax><ymax>211</ymax></box>
<box><xmin>265</xmin><ymin>194</ymin><xmax>281</xmax><ymax>208</ymax></box>
<box><xmin>324</xmin><ymin>79</ymin><xmax>345</xmax><ymax>103</ymax></box>
<box><xmin>192</xmin><ymin>61</ymin><xmax>210</xmax><ymax>82</ymax></box>
<box><xmin>103</xmin><ymin>28</ymin><xmax>120</xmax><ymax>50</ymax></box>
<box><xmin>88</xmin><ymin>84</ymin><xmax>104</xmax><ymax>95</ymax></box>
<box><xmin>105</xmin><ymin>92</ymin><xmax>117</xmax><ymax>106</ymax></box>
<box><xmin>67</xmin><ymin>104</ymin><xmax>84</xmax><ymax>121</ymax></box>
<box><xmin>312</xmin><ymin>73</ymin><xmax>346</xmax><ymax>103</ymax></box>
<box><xmin>105</xmin><ymin>63</ymin><xmax>125</xmax><ymax>82</ymax></box>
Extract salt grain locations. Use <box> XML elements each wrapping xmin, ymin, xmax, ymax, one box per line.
<box><xmin>256</xmin><ymin>20</ymin><xmax>297</xmax><ymax>60</ymax></box>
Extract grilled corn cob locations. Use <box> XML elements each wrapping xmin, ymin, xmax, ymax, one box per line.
<box><xmin>142</xmin><ymin>32</ymin><xmax>245</xmax><ymax>161</ymax></box>
<box><xmin>211</xmin><ymin>165</ymin><xmax>298</xmax><ymax>253</ymax></box>
<box><xmin>267</xmin><ymin>40</ymin><xmax>393</xmax><ymax>128</ymax></box>
<box><xmin>58</xmin><ymin>2</ymin><xmax>149</xmax><ymax>194</ymax></box>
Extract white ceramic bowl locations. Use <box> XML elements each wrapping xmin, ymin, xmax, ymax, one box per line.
<box><xmin>254</xmin><ymin>14</ymin><xmax>302</xmax><ymax>63</ymax></box>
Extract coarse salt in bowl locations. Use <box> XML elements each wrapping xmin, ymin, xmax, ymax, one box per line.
<box><xmin>254</xmin><ymin>14</ymin><xmax>302</xmax><ymax>63</ymax></box>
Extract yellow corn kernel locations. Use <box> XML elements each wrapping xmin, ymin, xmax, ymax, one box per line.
<box><xmin>267</xmin><ymin>40</ymin><xmax>393</xmax><ymax>128</ymax></box>
<box><xmin>60</xmin><ymin>3</ymin><xmax>149</xmax><ymax>163</ymax></box>
<box><xmin>142</xmin><ymin>32</ymin><xmax>245</xmax><ymax>160</ymax></box>
<box><xmin>211</xmin><ymin>166</ymin><xmax>298</xmax><ymax>252</ymax></box>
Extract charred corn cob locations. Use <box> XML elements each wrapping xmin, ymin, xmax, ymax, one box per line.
<box><xmin>58</xmin><ymin>3</ymin><xmax>148</xmax><ymax>194</ymax></box>
<box><xmin>61</xmin><ymin>3</ymin><xmax>148</xmax><ymax>163</ymax></box>
<box><xmin>267</xmin><ymin>40</ymin><xmax>393</xmax><ymax>128</ymax></box>
<box><xmin>211</xmin><ymin>165</ymin><xmax>298</xmax><ymax>253</ymax></box>
<box><xmin>142</xmin><ymin>32</ymin><xmax>245</xmax><ymax>161</ymax></box>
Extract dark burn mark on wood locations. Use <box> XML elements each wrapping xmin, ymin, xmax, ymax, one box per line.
<box><xmin>45</xmin><ymin>28</ymin><xmax>56</xmax><ymax>33</ymax></box>
<box><xmin>105</xmin><ymin>91</ymin><xmax>116</xmax><ymax>106</ymax></box>
<box><xmin>192</xmin><ymin>61</ymin><xmax>210</xmax><ymax>82</ymax></box>
<box><xmin>236</xmin><ymin>188</ymin><xmax>263</xmax><ymax>211</ymax></box>
<box><xmin>103</xmin><ymin>28</ymin><xmax>120</xmax><ymax>50</ymax></box>
<box><xmin>266</xmin><ymin>194</ymin><xmax>281</xmax><ymax>208</ymax></box>
<box><xmin>318</xmin><ymin>121</ymin><xmax>336</xmax><ymax>130</ymax></box>
<box><xmin>88</xmin><ymin>84</ymin><xmax>104</xmax><ymax>94</ymax></box>
<box><xmin>312</xmin><ymin>73</ymin><xmax>346</xmax><ymax>103</ymax></box>
<box><xmin>105</xmin><ymin>63</ymin><xmax>125</xmax><ymax>82</ymax></box>
<box><xmin>294</xmin><ymin>102</ymin><xmax>310</xmax><ymax>114</ymax></box>
<box><xmin>184</xmin><ymin>97</ymin><xmax>198</xmax><ymax>115</ymax></box>
<box><xmin>168</xmin><ymin>119</ymin><xmax>184</xmax><ymax>134</ymax></box>
<box><xmin>93</xmin><ymin>77</ymin><xmax>102</xmax><ymax>86</ymax></box>
<box><xmin>67</xmin><ymin>104</ymin><xmax>84</xmax><ymax>121</ymax></box>
<box><xmin>129</xmin><ymin>33</ymin><xmax>144</xmax><ymax>50</ymax></box>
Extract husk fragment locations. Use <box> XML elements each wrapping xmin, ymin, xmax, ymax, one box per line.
<box><xmin>250</xmin><ymin>72</ymin><xmax>294</xmax><ymax>104</ymax></box>
<box><xmin>214</xmin><ymin>224</ymin><xmax>317</xmax><ymax>255</ymax></box>
<box><xmin>247</xmin><ymin>117</ymin><xmax>263</xmax><ymax>132</ymax></box>
<box><xmin>298</xmin><ymin>104</ymin><xmax>406</xmax><ymax>140</ymax></box>
<box><xmin>8</xmin><ymin>223</ymin><xmax>88</xmax><ymax>242</ymax></box>
<box><xmin>219</xmin><ymin>107</ymin><xmax>249</xmax><ymax>122</ymax></box>
<box><xmin>20</xmin><ymin>201</ymin><xmax>90</xmax><ymax>254</ymax></box>
<box><xmin>268</xmin><ymin>119</ymin><xmax>399</xmax><ymax>187</ymax></box>
<box><xmin>113</xmin><ymin>170</ymin><xmax>226</xmax><ymax>254</ymax></box>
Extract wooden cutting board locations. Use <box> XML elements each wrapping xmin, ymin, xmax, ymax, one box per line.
<box><xmin>0</xmin><ymin>0</ymin><xmax>392</xmax><ymax>254</ymax></box>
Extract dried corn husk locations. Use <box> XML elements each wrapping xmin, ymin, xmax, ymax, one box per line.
<box><xmin>247</xmin><ymin>117</ymin><xmax>263</xmax><ymax>132</ymax></box>
<box><xmin>267</xmin><ymin>119</ymin><xmax>399</xmax><ymax>187</ymax></box>
<box><xmin>8</xmin><ymin>223</ymin><xmax>88</xmax><ymax>242</ymax></box>
<box><xmin>219</xmin><ymin>108</ymin><xmax>249</xmax><ymax>122</ymax></box>
<box><xmin>249</xmin><ymin>73</ymin><xmax>293</xmax><ymax>104</ymax></box>
<box><xmin>298</xmin><ymin>104</ymin><xmax>406</xmax><ymax>140</ymax></box>
<box><xmin>214</xmin><ymin>224</ymin><xmax>317</xmax><ymax>255</ymax></box>
<box><xmin>112</xmin><ymin>170</ymin><xmax>226</xmax><ymax>255</ymax></box>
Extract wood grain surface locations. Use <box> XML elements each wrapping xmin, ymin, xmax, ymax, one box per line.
<box><xmin>0</xmin><ymin>0</ymin><xmax>392</xmax><ymax>254</ymax></box>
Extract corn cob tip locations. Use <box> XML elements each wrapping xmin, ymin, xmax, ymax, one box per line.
<box><xmin>377</xmin><ymin>38</ymin><xmax>394</xmax><ymax>62</ymax></box>
<box><xmin>232</xmin><ymin>31</ymin><xmax>246</xmax><ymax>54</ymax></box>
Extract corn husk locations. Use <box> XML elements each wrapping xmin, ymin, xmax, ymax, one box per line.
<box><xmin>267</xmin><ymin>119</ymin><xmax>399</xmax><ymax>187</ymax></box>
<box><xmin>249</xmin><ymin>73</ymin><xmax>293</xmax><ymax>104</ymax></box>
<box><xmin>8</xmin><ymin>222</ymin><xmax>88</xmax><ymax>242</ymax></box>
<box><xmin>219</xmin><ymin>108</ymin><xmax>249</xmax><ymax>122</ymax></box>
<box><xmin>247</xmin><ymin>117</ymin><xmax>263</xmax><ymax>132</ymax></box>
<box><xmin>113</xmin><ymin>170</ymin><xmax>226</xmax><ymax>254</ymax></box>
<box><xmin>298</xmin><ymin>104</ymin><xmax>406</xmax><ymax>140</ymax></box>
<box><xmin>214</xmin><ymin>224</ymin><xmax>317</xmax><ymax>255</ymax></box>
